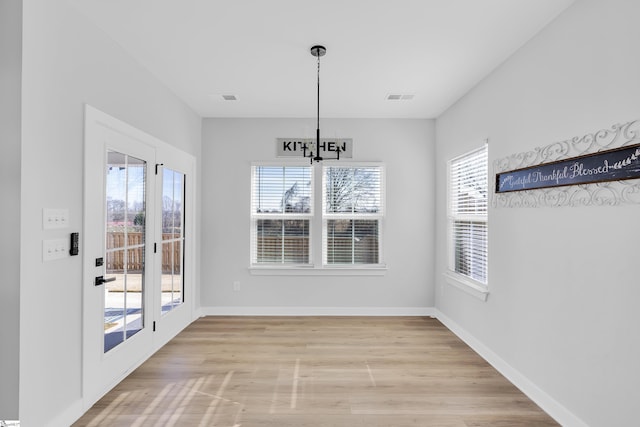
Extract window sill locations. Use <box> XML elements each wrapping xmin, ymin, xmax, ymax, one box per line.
<box><xmin>250</xmin><ymin>265</ymin><xmax>388</xmax><ymax>276</ymax></box>
<box><xmin>443</xmin><ymin>272</ymin><xmax>489</xmax><ymax>301</ymax></box>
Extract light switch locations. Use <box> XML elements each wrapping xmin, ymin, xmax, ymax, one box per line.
<box><xmin>43</xmin><ymin>238</ymin><xmax>69</xmax><ymax>262</ymax></box>
<box><xmin>43</xmin><ymin>208</ymin><xmax>69</xmax><ymax>230</ymax></box>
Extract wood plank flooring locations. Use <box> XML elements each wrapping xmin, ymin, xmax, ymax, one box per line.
<box><xmin>73</xmin><ymin>316</ymin><xmax>558</xmax><ymax>426</ymax></box>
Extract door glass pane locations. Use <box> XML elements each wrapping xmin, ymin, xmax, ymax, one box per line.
<box><xmin>161</xmin><ymin>241</ymin><xmax>173</xmax><ymax>315</ymax></box>
<box><xmin>173</xmin><ymin>173</ymin><xmax>183</xmax><ymax>238</ymax></box>
<box><xmin>104</xmin><ymin>250</ymin><xmax>125</xmax><ymax>352</ymax></box>
<box><xmin>104</xmin><ymin>151</ymin><xmax>146</xmax><ymax>353</ymax></box>
<box><xmin>124</xmin><ymin>269</ymin><xmax>144</xmax><ymax>339</ymax></box>
<box><xmin>127</xmin><ymin>156</ymin><xmax>146</xmax><ymax>236</ymax></box>
<box><xmin>106</xmin><ymin>152</ymin><xmax>126</xmax><ymax>250</ymax></box>
<box><xmin>161</xmin><ymin>168</ymin><xmax>184</xmax><ymax>315</ymax></box>
<box><xmin>172</xmin><ymin>239</ymin><xmax>182</xmax><ymax>307</ymax></box>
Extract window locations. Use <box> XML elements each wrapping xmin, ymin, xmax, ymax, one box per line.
<box><xmin>448</xmin><ymin>144</ymin><xmax>488</xmax><ymax>286</ymax></box>
<box><xmin>250</xmin><ymin>163</ymin><xmax>385</xmax><ymax>271</ymax></box>
<box><xmin>251</xmin><ymin>165</ymin><xmax>313</xmax><ymax>265</ymax></box>
<box><xmin>323</xmin><ymin>166</ymin><xmax>384</xmax><ymax>265</ymax></box>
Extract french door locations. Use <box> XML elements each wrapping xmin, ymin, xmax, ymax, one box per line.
<box><xmin>83</xmin><ymin>106</ymin><xmax>195</xmax><ymax>408</ymax></box>
<box><xmin>152</xmin><ymin>149</ymin><xmax>195</xmax><ymax>345</ymax></box>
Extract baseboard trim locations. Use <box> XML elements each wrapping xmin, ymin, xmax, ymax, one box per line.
<box><xmin>201</xmin><ymin>306</ymin><xmax>435</xmax><ymax>316</ymax></box>
<box><xmin>45</xmin><ymin>397</ymin><xmax>83</xmax><ymax>427</ymax></box>
<box><xmin>434</xmin><ymin>309</ymin><xmax>588</xmax><ymax>427</ymax></box>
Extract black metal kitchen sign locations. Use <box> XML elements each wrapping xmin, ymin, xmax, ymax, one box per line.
<box><xmin>276</xmin><ymin>138</ymin><xmax>353</xmax><ymax>159</ymax></box>
<box><xmin>496</xmin><ymin>143</ymin><xmax>640</xmax><ymax>193</ymax></box>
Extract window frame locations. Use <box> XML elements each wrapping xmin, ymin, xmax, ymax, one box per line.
<box><xmin>322</xmin><ymin>163</ymin><xmax>385</xmax><ymax>267</ymax></box>
<box><xmin>445</xmin><ymin>143</ymin><xmax>489</xmax><ymax>301</ymax></box>
<box><xmin>249</xmin><ymin>161</ymin><xmax>387</xmax><ymax>275</ymax></box>
<box><xmin>250</xmin><ymin>162</ymin><xmax>314</xmax><ymax>267</ymax></box>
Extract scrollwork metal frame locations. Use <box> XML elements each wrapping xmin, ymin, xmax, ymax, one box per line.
<box><xmin>493</xmin><ymin>120</ymin><xmax>640</xmax><ymax>208</ymax></box>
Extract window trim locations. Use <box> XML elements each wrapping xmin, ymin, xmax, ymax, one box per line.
<box><xmin>443</xmin><ymin>271</ymin><xmax>489</xmax><ymax>301</ymax></box>
<box><xmin>249</xmin><ymin>161</ymin><xmax>387</xmax><ymax>274</ymax></box>
<box><xmin>249</xmin><ymin>265</ymin><xmax>387</xmax><ymax>276</ymax></box>
<box><xmin>446</xmin><ymin>142</ymin><xmax>489</xmax><ymax>300</ymax></box>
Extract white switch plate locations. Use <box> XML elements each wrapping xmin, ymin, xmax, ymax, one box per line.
<box><xmin>43</xmin><ymin>208</ymin><xmax>69</xmax><ymax>230</ymax></box>
<box><xmin>43</xmin><ymin>238</ymin><xmax>69</xmax><ymax>262</ymax></box>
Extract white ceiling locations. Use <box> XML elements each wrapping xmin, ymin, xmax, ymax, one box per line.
<box><xmin>68</xmin><ymin>0</ymin><xmax>575</xmax><ymax>119</ymax></box>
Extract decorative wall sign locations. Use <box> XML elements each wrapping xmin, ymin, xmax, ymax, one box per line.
<box><xmin>496</xmin><ymin>143</ymin><xmax>640</xmax><ymax>193</ymax></box>
<box><xmin>493</xmin><ymin>120</ymin><xmax>640</xmax><ymax>207</ymax></box>
<box><xmin>277</xmin><ymin>138</ymin><xmax>353</xmax><ymax>159</ymax></box>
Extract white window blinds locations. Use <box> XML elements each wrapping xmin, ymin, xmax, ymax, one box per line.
<box><xmin>323</xmin><ymin>166</ymin><xmax>384</xmax><ymax>265</ymax></box>
<box><xmin>448</xmin><ymin>145</ymin><xmax>488</xmax><ymax>284</ymax></box>
<box><xmin>251</xmin><ymin>165</ymin><xmax>312</xmax><ymax>265</ymax></box>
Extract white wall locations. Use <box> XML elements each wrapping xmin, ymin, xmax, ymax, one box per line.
<box><xmin>0</xmin><ymin>0</ymin><xmax>21</xmax><ymax>420</ymax></box>
<box><xmin>434</xmin><ymin>0</ymin><xmax>640</xmax><ymax>425</ymax></box>
<box><xmin>19</xmin><ymin>1</ymin><xmax>201</xmax><ymax>426</ymax></box>
<box><xmin>201</xmin><ymin>118</ymin><xmax>435</xmax><ymax>313</ymax></box>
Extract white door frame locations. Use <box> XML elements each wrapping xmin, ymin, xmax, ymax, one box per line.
<box><xmin>82</xmin><ymin>105</ymin><xmax>196</xmax><ymax>409</ymax></box>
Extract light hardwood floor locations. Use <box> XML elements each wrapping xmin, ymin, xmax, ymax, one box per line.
<box><xmin>73</xmin><ymin>316</ymin><xmax>558</xmax><ymax>426</ymax></box>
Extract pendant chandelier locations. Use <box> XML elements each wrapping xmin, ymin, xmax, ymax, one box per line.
<box><xmin>305</xmin><ymin>44</ymin><xmax>341</xmax><ymax>164</ymax></box>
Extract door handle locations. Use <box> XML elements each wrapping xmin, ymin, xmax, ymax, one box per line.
<box><xmin>95</xmin><ymin>275</ymin><xmax>116</xmax><ymax>286</ymax></box>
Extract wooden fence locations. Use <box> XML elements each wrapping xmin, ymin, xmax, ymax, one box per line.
<box><xmin>106</xmin><ymin>232</ymin><xmax>181</xmax><ymax>274</ymax></box>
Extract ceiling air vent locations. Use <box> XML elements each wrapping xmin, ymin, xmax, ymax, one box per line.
<box><xmin>386</xmin><ymin>93</ymin><xmax>414</xmax><ymax>101</ymax></box>
<box><xmin>222</xmin><ymin>95</ymin><xmax>238</xmax><ymax>101</ymax></box>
